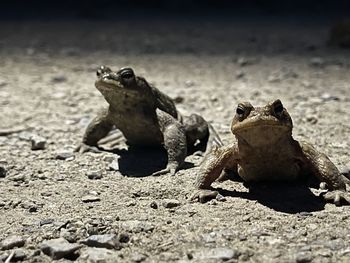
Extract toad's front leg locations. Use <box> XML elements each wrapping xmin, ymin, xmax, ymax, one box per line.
<box><xmin>300</xmin><ymin>141</ymin><xmax>350</xmax><ymax>205</ymax></box>
<box><xmin>75</xmin><ymin>108</ymin><xmax>113</xmax><ymax>153</ymax></box>
<box><xmin>191</xmin><ymin>144</ymin><xmax>237</xmax><ymax>203</ymax></box>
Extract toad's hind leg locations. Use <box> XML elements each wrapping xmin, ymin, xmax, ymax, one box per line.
<box><xmin>152</xmin><ymin>109</ymin><xmax>187</xmax><ymax>176</ymax></box>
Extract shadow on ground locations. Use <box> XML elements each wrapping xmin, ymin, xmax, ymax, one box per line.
<box><xmin>110</xmin><ymin>147</ymin><xmax>194</xmax><ymax>177</ymax></box>
<box><xmin>217</xmin><ymin>183</ymin><xmax>325</xmax><ymax>213</ymax></box>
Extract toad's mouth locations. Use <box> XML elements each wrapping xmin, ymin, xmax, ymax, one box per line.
<box><xmin>95</xmin><ymin>78</ymin><xmax>119</xmax><ymax>90</ymax></box>
<box><xmin>233</xmin><ymin>119</ymin><xmax>290</xmax><ymax>133</ymax></box>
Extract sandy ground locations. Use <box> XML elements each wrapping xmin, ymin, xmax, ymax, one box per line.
<box><xmin>0</xmin><ymin>17</ymin><xmax>350</xmax><ymax>262</ymax></box>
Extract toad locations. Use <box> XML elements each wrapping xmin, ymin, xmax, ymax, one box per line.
<box><xmin>76</xmin><ymin>66</ymin><xmax>222</xmax><ymax>176</ymax></box>
<box><xmin>192</xmin><ymin>99</ymin><xmax>350</xmax><ymax>205</ymax></box>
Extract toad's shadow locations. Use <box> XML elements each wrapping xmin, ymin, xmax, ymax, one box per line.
<box><xmin>110</xmin><ymin>146</ymin><xmax>194</xmax><ymax>177</ymax></box>
<box><xmin>216</xmin><ymin>182</ymin><xmax>325</xmax><ymax>213</ymax></box>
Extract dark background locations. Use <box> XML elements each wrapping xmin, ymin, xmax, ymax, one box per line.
<box><xmin>1</xmin><ymin>0</ymin><xmax>349</xmax><ymax>20</ymax></box>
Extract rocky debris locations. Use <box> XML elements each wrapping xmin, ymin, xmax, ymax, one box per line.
<box><xmin>131</xmin><ymin>252</ymin><xmax>147</xmax><ymax>262</ymax></box>
<box><xmin>108</xmin><ymin>159</ymin><xmax>119</xmax><ymax>171</ymax></box>
<box><xmin>55</xmin><ymin>151</ymin><xmax>74</xmax><ymax>161</ymax></box>
<box><xmin>79</xmin><ymin>247</ymin><xmax>120</xmax><ymax>263</ymax></box>
<box><xmin>320</xmin><ymin>93</ymin><xmax>340</xmax><ymax>102</ymax></box>
<box><xmin>295</xmin><ymin>251</ymin><xmax>313</xmax><ymax>263</ymax></box>
<box><xmin>236</xmin><ymin>56</ymin><xmax>257</xmax><ymax>67</ymax></box>
<box><xmin>120</xmin><ymin>220</ymin><xmax>155</xmax><ymax>233</ymax></box>
<box><xmin>1</xmin><ymin>235</ymin><xmax>26</xmax><ymax>250</ymax></box>
<box><xmin>40</xmin><ymin>238</ymin><xmax>81</xmax><ymax>260</ymax></box>
<box><xmin>82</xmin><ymin>191</ymin><xmax>101</xmax><ymax>203</ymax></box>
<box><xmin>51</xmin><ymin>75</ymin><xmax>67</xmax><ymax>83</ymax></box>
<box><xmin>191</xmin><ymin>247</ymin><xmax>240</xmax><ymax>261</ymax></box>
<box><xmin>30</xmin><ymin>135</ymin><xmax>46</xmax><ymax>150</ymax></box>
<box><xmin>235</xmin><ymin>70</ymin><xmax>245</xmax><ymax>79</ymax></box>
<box><xmin>86</xmin><ymin>170</ymin><xmax>103</xmax><ymax>180</ymax></box>
<box><xmin>0</xmin><ymin>166</ymin><xmax>7</xmax><ymax>178</ymax></box>
<box><xmin>11</xmin><ymin>248</ymin><xmax>27</xmax><ymax>261</ymax></box>
<box><xmin>81</xmin><ymin>234</ymin><xmax>121</xmax><ymax>249</ymax></box>
<box><xmin>161</xmin><ymin>199</ymin><xmax>181</xmax><ymax>208</ymax></box>
<box><xmin>150</xmin><ymin>201</ymin><xmax>158</xmax><ymax>209</ymax></box>
<box><xmin>309</xmin><ymin>57</ymin><xmax>324</xmax><ymax>67</ymax></box>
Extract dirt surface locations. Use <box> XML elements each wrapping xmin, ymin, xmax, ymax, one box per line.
<box><xmin>1</xmin><ymin>17</ymin><xmax>350</xmax><ymax>262</ymax></box>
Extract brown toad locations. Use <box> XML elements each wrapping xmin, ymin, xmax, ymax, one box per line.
<box><xmin>192</xmin><ymin>99</ymin><xmax>350</xmax><ymax>205</ymax></box>
<box><xmin>76</xmin><ymin>66</ymin><xmax>222</xmax><ymax>176</ymax></box>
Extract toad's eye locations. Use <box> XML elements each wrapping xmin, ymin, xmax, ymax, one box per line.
<box><xmin>121</xmin><ymin>69</ymin><xmax>134</xmax><ymax>80</ymax></box>
<box><xmin>236</xmin><ymin>106</ymin><xmax>245</xmax><ymax>117</ymax></box>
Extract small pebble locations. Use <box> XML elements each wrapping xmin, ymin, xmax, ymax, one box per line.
<box><xmin>109</xmin><ymin>159</ymin><xmax>119</xmax><ymax>171</ymax></box>
<box><xmin>0</xmin><ymin>166</ymin><xmax>6</xmax><ymax>178</ymax></box>
<box><xmin>81</xmin><ymin>234</ymin><xmax>121</xmax><ymax>249</ymax></box>
<box><xmin>309</xmin><ymin>57</ymin><xmax>324</xmax><ymax>67</ymax></box>
<box><xmin>162</xmin><ymin>199</ymin><xmax>181</xmax><ymax>208</ymax></box>
<box><xmin>51</xmin><ymin>75</ymin><xmax>67</xmax><ymax>83</ymax></box>
<box><xmin>31</xmin><ymin>135</ymin><xmax>46</xmax><ymax>150</ymax></box>
<box><xmin>296</xmin><ymin>251</ymin><xmax>313</xmax><ymax>263</ymax></box>
<box><xmin>55</xmin><ymin>151</ymin><xmax>74</xmax><ymax>161</ymax></box>
<box><xmin>86</xmin><ymin>170</ymin><xmax>103</xmax><ymax>180</ymax></box>
<box><xmin>82</xmin><ymin>195</ymin><xmax>101</xmax><ymax>203</ymax></box>
<box><xmin>1</xmin><ymin>235</ymin><xmax>26</xmax><ymax>250</ymax></box>
<box><xmin>150</xmin><ymin>201</ymin><xmax>158</xmax><ymax>209</ymax></box>
<box><xmin>40</xmin><ymin>238</ymin><xmax>81</xmax><ymax>260</ymax></box>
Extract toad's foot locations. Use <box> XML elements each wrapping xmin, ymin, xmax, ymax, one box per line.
<box><xmin>151</xmin><ymin>165</ymin><xmax>177</xmax><ymax>176</ymax></box>
<box><xmin>189</xmin><ymin>189</ymin><xmax>219</xmax><ymax>203</ymax></box>
<box><xmin>322</xmin><ymin>190</ymin><xmax>350</xmax><ymax>206</ymax></box>
<box><xmin>75</xmin><ymin>143</ymin><xmax>102</xmax><ymax>154</ymax></box>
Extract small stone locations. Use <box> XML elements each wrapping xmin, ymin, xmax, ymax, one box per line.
<box><xmin>131</xmin><ymin>252</ymin><xmax>147</xmax><ymax>262</ymax></box>
<box><xmin>1</xmin><ymin>235</ymin><xmax>26</xmax><ymax>250</ymax></box>
<box><xmin>40</xmin><ymin>218</ymin><xmax>55</xmax><ymax>226</ymax></box>
<box><xmin>81</xmin><ymin>234</ymin><xmax>121</xmax><ymax>249</ymax></box>
<box><xmin>193</xmin><ymin>247</ymin><xmax>240</xmax><ymax>261</ymax></box>
<box><xmin>9</xmin><ymin>174</ymin><xmax>26</xmax><ymax>182</ymax></box>
<box><xmin>12</xmin><ymin>248</ymin><xmax>27</xmax><ymax>261</ymax></box>
<box><xmin>237</xmin><ymin>57</ymin><xmax>249</xmax><ymax>66</ymax></box>
<box><xmin>87</xmin><ymin>170</ymin><xmax>103</xmax><ymax>180</ymax></box>
<box><xmin>340</xmin><ymin>167</ymin><xmax>350</xmax><ymax>179</ymax></box>
<box><xmin>120</xmin><ymin>220</ymin><xmax>155</xmax><ymax>233</ymax></box>
<box><xmin>306</xmin><ymin>116</ymin><xmax>318</xmax><ymax>124</ymax></box>
<box><xmin>309</xmin><ymin>57</ymin><xmax>324</xmax><ymax>67</ymax></box>
<box><xmin>150</xmin><ymin>201</ymin><xmax>158</xmax><ymax>209</ymax></box>
<box><xmin>79</xmin><ymin>247</ymin><xmax>119</xmax><ymax>263</ymax></box>
<box><xmin>108</xmin><ymin>159</ymin><xmax>119</xmax><ymax>171</ymax></box>
<box><xmin>55</xmin><ymin>151</ymin><xmax>74</xmax><ymax>161</ymax></box>
<box><xmin>118</xmin><ymin>233</ymin><xmax>130</xmax><ymax>243</ymax></box>
<box><xmin>40</xmin><ymin>238</ymin><xmax>81</xmax><ymax>260</ymax></box>
<box><xmin>31</xmin><ymin>135</ymin><xmax>46</xmax><ymax>150</ymax></box>
<box><xmin>185</xmin><ymin>80</ymin><xmax>195</xmax><ymax>87</ymax></box>
<box><xmin>51</xmin><ymin>75</ymin><xmax>67</xmax><ymax>83</ymax></box>
<box><xmin>161</xmin><ymin>199</ymin><xmax>181</xmax><ymax>208</ymax></box>
<box><xmin>173</xmin><ymin>96</ymin><xmax>184</xmax><ymax>103</ymax></box>
<box><xmin>296</xmin><ymin>251</ymin><xmax>313</xmax><ymax>263</ymax></box>
<box><xmin>320</xmin><ymin>92</ymin><xmax>339</xmax><ymax>101</ymax></box>
<box><xmin>0</xmin><ymin>166</ymin><xmax>6</xmax><ymax>178</ymax></box>
<box><xmin>82</xmin><ymin>195</ymin><xmax>101</xmax><ymax>203</ymax></box>
<box><xmin>216</xmin><ymin>193</ymin><xmax>226</xmax><ymax>202</ymax></box>
<box><xmin>235</xmin><ymin>70</ymin><xmax>245</xmax><ymax>79</ymax></box>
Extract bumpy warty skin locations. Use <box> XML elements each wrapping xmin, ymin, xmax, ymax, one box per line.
<box><xmin>193</xmin><ymin>99</ymin><xmax>350</xmax><ymax>205</ymax></box>
<box><xmin>77</xmin><ymin>66</ymin><xmax>222</xmax><ymax>176</ymax></box>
